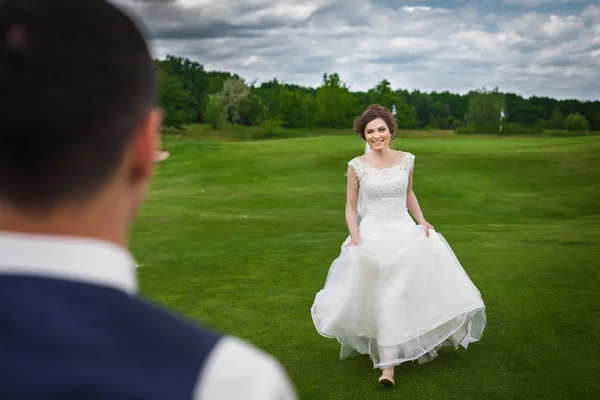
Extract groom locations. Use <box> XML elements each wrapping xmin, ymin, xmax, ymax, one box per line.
<box><xmin>0</xmin><ymin>0</ymin><xmax>295</xmax><ymax>398</ymax></box>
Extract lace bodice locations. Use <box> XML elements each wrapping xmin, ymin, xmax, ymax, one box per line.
<box><xmin>348</xmin><ymin>152</ymin><xmax>416</xmax><ymax>229</ymax></box>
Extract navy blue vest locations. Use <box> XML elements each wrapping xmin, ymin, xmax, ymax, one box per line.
<box><xmin>0</xmin><ymin>275</ymin><xmax>222</xmax><ymax>399</ymax></box>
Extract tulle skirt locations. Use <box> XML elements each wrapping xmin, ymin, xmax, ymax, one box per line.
<box><xmin>310</xmin><ymin>222</ymin><xmax>486</xmax><ymax>369</ymax></box>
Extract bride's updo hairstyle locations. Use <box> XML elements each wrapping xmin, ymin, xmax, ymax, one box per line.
<box><xmin>353</xmin><ymin>104</ymin><xmax>397</xmax><ymax>142</ymax></box>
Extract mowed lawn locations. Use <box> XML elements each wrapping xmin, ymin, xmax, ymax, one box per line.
<box><xmin>131</xmin><ymin>133</ymin><xmax>600</xmax><ymax>399</ymax></box>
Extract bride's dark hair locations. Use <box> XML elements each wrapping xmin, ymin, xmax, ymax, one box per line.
<box><xmin>353</xmin><ymin>104</ymin><xmax>397</xmax><ymax>141</ymax></box>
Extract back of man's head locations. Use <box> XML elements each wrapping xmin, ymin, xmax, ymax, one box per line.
<box><xmin>0</xmin><ymin>0</ymin><xmax>157</xmax><ymax>213</ymax></box>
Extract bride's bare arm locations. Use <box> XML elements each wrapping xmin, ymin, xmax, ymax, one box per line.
<box><xmin>406</xmin><ymin>165</ymin><xmax>425</xmax><ymax>224</ymax></box>
<box><xmin>345</xmin><ymin>166</ymin><xmax>360</xmax><ymax>243</ymax></box>
<box><xmin>406</xmin><ymin>161</ymin><xmax>434</xmax><ymax>237</ymax></box>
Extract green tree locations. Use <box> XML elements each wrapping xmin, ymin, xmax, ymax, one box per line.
<box><xmin>366</xmin><ymin>80</ymin><xmax>417</xmax><ymax>129</ymax></box>
<box><xmin>239</xmin><ymin>89</ymin><xmax>267</xmax><ymax>126</ymax></box>
<box><xmin>464</xmin><ymin>87</ymin><xmax>506</xmax><ymax>134</ymax></box>
<box><xmin>277</xmin><ymin>86</ymin><xmax>304</xmax><ymax>128</ymax></box>
<box><xmin>254</xmin><ymin>79</ymin><xmax>283</xmax><ymax>122</ymax></box>
<box><xmin>153</xmin><ymin>55</ymin><xmax>600</xmax><ymax>134</ymax></box>
<box><xmin>504</xmin><ymin>93</ymin><xmax>546</xmax><ymax>125</ymax></box>
<box><xmin>204</xmin><ymin>93</ymin><xmax>226</xmax><ymax>129</ymax></box>
<box><xmin>260</xmin><ymin>115</ymin><xmax>285</xmax><ymax>138</ymax></box>
<box><xmin>447</xmin><ymin>116</ymin><xmax>461</xmax><ymax>129</ymax></box>
<box><xmin>589</xmin><ymin>112</ymin><xmax>600</xmax><ymax>131</ymax></box>
<box><xmin>429</xmin><ymin>115</ymin><xmax>450</xmax><ymax>129</ymax></box>
<box><xmin>394</xmin><ymin>90</ymin><xmax>418</xmax><ymax>129</ymax></box>
<box><xmin>219</xmin><ymin>77</ymin><xmax>253</xmax><ymax>125</ymax></box>
<box><xmin>368</xmin><ymin>80</ymin><xmax>396</xmax><ymax>110</ymax></box>
<box><xmin>564</xmin><ymin>113</ymin><xmax>589</xmax><ymax>132</ymax></box>
<box><xmin>157</xmin><ymin>67</ymin><xmax>194</xmax><ymax>129</ymax></box>
<box><xmin>301</xmin><ymin>94</ymin><xmax>319</xmax><ymax>128</ymax></box>
<box><xmin>315</xmin><ymin>73</ymin><xmax>358</xmax><ymax>128</ymax></box>
<box><xmin>547</xmin><ymin>106</ymin><xmax>565</xmax><ymax>130</ymax></box>
<box><xmin>156</xmin><ymin>56</ymin><xmax>208</xmax><ymax>122</ymax></box>
<box><xmin>206</xmin><ymin>71</ymin><xmax>238</xmax><ymax>95</ymax></box>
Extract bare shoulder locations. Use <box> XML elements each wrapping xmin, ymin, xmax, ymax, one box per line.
<box><xmin>193</xmin><ymin>336</ymin><xmax>297</xmax><ymax>399</ymax></box>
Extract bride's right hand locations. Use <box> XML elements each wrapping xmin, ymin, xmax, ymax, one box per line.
<box><xmin>345</xmin><ymin>237</ymin><xmax>359</xmax><ymax>249</ymax></box>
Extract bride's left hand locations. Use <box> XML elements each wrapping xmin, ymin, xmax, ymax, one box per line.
<box><xmin>419</xmin><ymin>220</ymin><xmax>435</xmax><ymax>237</ymax></box>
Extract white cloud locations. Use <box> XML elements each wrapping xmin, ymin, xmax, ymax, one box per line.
<box><xmin>115</xmin><ymin>0</ymin><xmax>600</xmax><ymax>100</ymax></box>
<box><xmin>401</xmin><ymin>6</ymin><xmax>433</xmax><ymax>12</ymax></box>
<box><xmin>502</xmin><ymin>0</ymin><xmax>584</xmax><ymax>7</ymax></box>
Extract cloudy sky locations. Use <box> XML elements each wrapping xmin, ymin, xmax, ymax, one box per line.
<box><xmin>114</xmin><ymin>0</ymin><xmax>599</xmax><ymax>100</ymax></box>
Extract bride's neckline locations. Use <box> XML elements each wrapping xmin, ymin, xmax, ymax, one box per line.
<box><xmin>358</xmin><ymin>151</ymin><xmax>407</xmax><ymax>171</ymax></box>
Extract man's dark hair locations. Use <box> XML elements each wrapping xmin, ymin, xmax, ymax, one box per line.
<box><xmin>0</xmin><ymin>0</ymin><xmax>157</xmax><ymax>211</ymax></box>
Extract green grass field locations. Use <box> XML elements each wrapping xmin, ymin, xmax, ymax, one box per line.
<box><xmin>132</xmin><ymin>132</ymin><xmax>600</xmax><ymax>399</ymax></box>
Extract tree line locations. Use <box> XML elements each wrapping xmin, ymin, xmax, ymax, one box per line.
<box><xmin>157</xmin><ymin>55</ymin><xmax>599</xmax><ymax>134</ymax></box>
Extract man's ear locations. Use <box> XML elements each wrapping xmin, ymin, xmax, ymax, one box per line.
<box><xmin>130</xmin><ymin>108</ymin><xmax>162</xmax><ymax>183</ymax></box>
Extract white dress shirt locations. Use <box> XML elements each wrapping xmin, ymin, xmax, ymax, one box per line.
<box><xmin>0</xmin><ymin>231</ymin><xmax>297</xmax><ymax>400</ymax></box>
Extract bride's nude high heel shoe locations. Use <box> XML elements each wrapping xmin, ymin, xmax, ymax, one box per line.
<box><xmin>378</xmin><ymin>368</ymin><xmax>395</xmax><ymax>387</ymax></box>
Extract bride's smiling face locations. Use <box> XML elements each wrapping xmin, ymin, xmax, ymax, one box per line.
<box><xmin>364</xmin><ymin>118</ymin><xmax>392</xmax><ymax>151</ymax></box>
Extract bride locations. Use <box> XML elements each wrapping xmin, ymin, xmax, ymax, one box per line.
<box><xmin>310</xmin><ymin>104</ymin><xmax>486</xmax><ymax>387</ymax></box>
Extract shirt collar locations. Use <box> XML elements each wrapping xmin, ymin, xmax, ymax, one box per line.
<box><xmin>0</xmin><ymin>231</ymin><xmax>137</xmax><ymax>294</ymax></box>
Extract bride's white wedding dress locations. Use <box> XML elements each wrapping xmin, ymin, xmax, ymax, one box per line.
<box><xmin>310</xmin><ymin>152</ymin><xmax>486</xmax><ymax>368</ymax></box>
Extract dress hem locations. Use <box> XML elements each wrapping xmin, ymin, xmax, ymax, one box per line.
<box><xmin>311</xmin><ymin>304</ymin><xmax>485</xmax><ymax>369</ymax></box>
